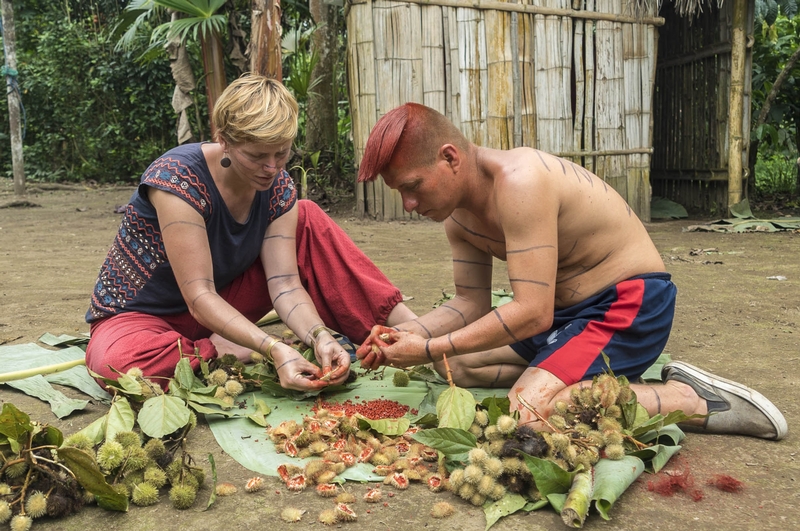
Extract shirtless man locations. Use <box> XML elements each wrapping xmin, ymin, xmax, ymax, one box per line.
<box><xmin>355</xmin><ymin>102</ymin><xmax>787</xmax><ymax>440</ymax></box>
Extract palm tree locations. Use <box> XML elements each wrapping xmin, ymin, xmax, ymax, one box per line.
<box><xmin>117</xmin><ymin>0</ymin><xmax>228</xmax><ymax>135</ymax></box>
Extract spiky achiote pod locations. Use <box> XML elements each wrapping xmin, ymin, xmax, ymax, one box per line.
<box><xmin>496</xmin><ymin>415</ymin><xmax>517</xmax><ymax>435</ymax></box>
<box><xmin>280</xmin><ymin>507</ymin><xmax>305</xmax><ymax>523</ymax></box>
<box><xmin>392</xmin><ymin>371</ymin><xmax>410</xmax><ymax>387</ymax></box>
<box><xmin>9</xmin><ymin>515</ymin><xmax>32</xmax><ymax>531</ymax></box>
<box><xmin>97</xmin><ymin>441</ymin><xmax>125</xmax><ymax>471</ymax></box>
<box><xmin>131</xmin><ymin>483</ymin><xmax>159</xmax><ymax>506</ymax></box>
<box><xmin>224</xmin><ymin>380</ymin><xmax>245</xmax><ymax>397</ymax></box>
<box><xmin>0</xmin><ymin>500</ymin><xmax>11</xmax><ymax>524</ymax></box>
<box><xmin>24</xmin><ymin>491</ymin><xmax>48</xmax><ymax>518</ymax></box>
<box><xmin>169</xmin><ymin>484</ymin><xmax>197</xmax><ymax>509</ymax></box>
<box><xmin>114</xmin><ymin>431</ymin><xmax>142</xmax><ymax>449</ymax></box>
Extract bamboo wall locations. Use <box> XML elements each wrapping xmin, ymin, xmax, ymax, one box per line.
<box><xmin>347</xmin><ymin>0</ymin><xmax>662</xmax><ymax>221</ymax></box>
<box><xmin>651</xmin><ymin>2</ymin><xmax>753</xmax><ymax>214</ymax></box>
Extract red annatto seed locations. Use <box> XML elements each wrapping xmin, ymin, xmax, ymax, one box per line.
<box><xmin>312</xmin><ymin>398</ymin><xmax>410</xmax><ymax>419</ymax></box>
<box><xmin>383</xmin><ymin>502</ymin><xmax>389</xmax><ymax>507</ymax></box>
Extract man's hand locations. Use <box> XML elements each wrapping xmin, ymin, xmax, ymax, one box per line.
<box><xmin>357</xmin><ymin>327</ymin><xmax>431</xmax><ymax>370</ymax></box>
<box><xmin>355</xmin><ymin>325</ymin><xmax>396</xmax><ymax>369</ymax></box>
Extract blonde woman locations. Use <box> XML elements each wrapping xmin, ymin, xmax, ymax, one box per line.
<box><xmin>86</xmin><ymin>75</ymin><xmax>414</xmax><ymax>391</ymax></box>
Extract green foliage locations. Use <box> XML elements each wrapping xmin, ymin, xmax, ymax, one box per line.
<box><xmin>1</xmin><ymin>7</ymin><xmax>176</xmax><ymax>183</ymax></box>
<box><xmin>754</xmin><ymin>151</ymin><xmax>798</xmax><ymax>194</ymax></box>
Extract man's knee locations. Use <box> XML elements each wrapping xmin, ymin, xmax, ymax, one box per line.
<box><xmin>433</xmin><ymin>357</ymin><xmax>480</xmax><ymax>387</ymax></box>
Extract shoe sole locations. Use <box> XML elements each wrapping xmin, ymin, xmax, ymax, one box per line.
<box><xmin>664</xmin><ymin>361</ymin><xmax>788</xmax><ymax>440</ymax></box>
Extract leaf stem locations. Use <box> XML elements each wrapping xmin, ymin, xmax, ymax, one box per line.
<box><xmin>442</xmin><ymin>353</ymin><xmax>454</xmax><ymax>387</ymax></box>
<box><xmin>0</xmin><ymin>359</ymin><xmax>87</xmax><ymax>383</ymax></box>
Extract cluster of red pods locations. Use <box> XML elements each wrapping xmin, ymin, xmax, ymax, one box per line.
<box><xmin>269</xmin><ymin>407</ymin><xmax>444</xmax><ymax>498</ymax></box>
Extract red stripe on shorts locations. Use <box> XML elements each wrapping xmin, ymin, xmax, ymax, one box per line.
<box><xmin>538</xmin><ymin>279</ymin><xmax>645</xmax><ymax>384</ymax></box>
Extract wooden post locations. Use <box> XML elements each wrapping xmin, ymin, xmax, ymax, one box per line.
<box><xmin>250</xmin><ymin>0</ymin><xmax>283</xmax><ymax>80</ymax></box>
<box><xmin>727</xmin><ymin>0</ymin><xmax>746</xmax><ymax>210</ymax></box>
<box><xmin>1</xmin><ymin>0</ymin><xmax>25</xmax><ymax>196</ymax></box>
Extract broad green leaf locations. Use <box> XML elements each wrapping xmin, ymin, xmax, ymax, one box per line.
<box><xmin>204</xmin><ymin>453</ymin><xmax>218</xmax><ymax>511</ymax></box>
<box><xmin>105</xmin><ymin>397</ymin><xmax>135</xmax><ymax>442</ymax></box>
<box><xmin>185</xmin><ymin>391</ymin><xmax>235</xmax><ymax>409</ymax></box>
<box><xmin>436</xmin><ymin>385</ymin><xmax>476</xmax><ymax>430</ymax></box>
<box><xmin>547</xmin><ymin>492</ymin><xmax>567</xmax><ymax>512</ymax></box>
<box><xmin>481</xmin><ymin>396</ymin><xmax>509</xmax><ymax>425</ymax></box>
<box><xmin>625</xmin><ymin>403</ymin><xmax>651</xmax><ymax>433</ymax></box>
<box><xmin>248</xmin><ymin>412</ymin><xmax>269</xmax><ymax>427</ymax></box>
<box><xmin>520</xmin><ymin>454</ymin><xmax>577</xmax><ymax>499</ymax></box>
<box><xmin>592</xmin><ymin>456</ymin><xmax>645</xmax><ymax>519</ymax></box>
<box><xmin>137</xmin><ymin>395</ymin><xmax>192</xmax><ymax>439</ymax></box>
<box><xmin>628</xmin><ymin>444</ymin><xmax>682</xmax><ymax>473</ymax></box>
<box><xmin>174</xmin><ymin>358</ymin><xmax>197</xmax><ymax>390</ymax></box>
<box><xmin>0</xmin><ymin>403</ymin><xmax>33</xmax><ymax>449</ymax></box>
<box><xmin>635</xmin><ymin>423</ymin><xmax>686</xmax><ymax>447</ymax></box>
<box><xmin>5</xmin><ymin>376</ymin><xmax>89</xmax><ymax>418</ymax></box>
<box><xmin>188</xmin><ymin>401</ymin><xmax>240</xmax><ymax>418</ymax></box>
<box><xmin>417</xmin><ymin>386</ymin><xmax>442</xmax><ymax>417</ymax></box>
<box><xmin>411</xmin><ymin>427</ymin><xmax>476</xmax><ymax>456</ymax></box>
<box><xmin>253</xmin><ymin>396</ymin><xmax>271</xmax><ymax>416</ymax></box>
<box><xmin>630</xmin><ymin>411</ymin><xmax>699</xmax><ymax>439</ymax></box>
<box><xmin>73</xmin><ymin>415</ymin><xmax>108</xmax><ymax>446</ymax></box>
<box><xmin>407</xmin><ymin>365</ymin><xmax>444</xmax><ymax>383</ymax></box>
<box><xmin>57</xmin><ymin>447</ymin><xmax>128</xmax><ymax>512</ymax></box>
<box><xmin>33</xmin><ymin>425</ymin><xmax>64</xmax><ymax>448</ymax></box>
<box><xmin>112</xmin><ymin>372</ymin><xmax>143</xmax><ymax>396</ymax></box>
<box><xmin>357</xmin><ymin>415</ymin><xmax>410</xmax><ymax>436</ymax></box>
<box><xmin>620</xmin><ymin>390</ymin><xmax>640</xmax><ymax>430</ymax></box>
<box><xmin>483</xmin><ymin>493</ymin><xmax>528</xmax><ymax>531</ymax></box>
<box><xmin>524</xmin><ymin>499</ymin><xmax>550</xmax><ymax>511</ymax></box>
<box><xmin>412</xmin><ymin>413</ymin><xmax>439</xmax><ymax>427</ymax></box>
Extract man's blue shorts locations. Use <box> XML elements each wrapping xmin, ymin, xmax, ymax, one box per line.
<box><xmin>510</xmin><ymin>272</ymin><xmax>676</xmax><ymax>385</ymax></box>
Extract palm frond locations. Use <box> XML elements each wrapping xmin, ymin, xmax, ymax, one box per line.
<box><xmin>153</xmin><ymin>0</ymin><xmax>227</xmax><ymax>18</ymax></box>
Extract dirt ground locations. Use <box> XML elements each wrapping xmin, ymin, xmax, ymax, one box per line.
<box><xmin>0</xmin><ymin>182</ymin><xmax>798</xmax><ymax>531</ymax></box>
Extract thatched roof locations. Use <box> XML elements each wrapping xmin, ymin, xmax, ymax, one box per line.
<box><xmin>668</xmin><ymin>0</ymin><xmax>725</xmax><ymax>18</ymax></box>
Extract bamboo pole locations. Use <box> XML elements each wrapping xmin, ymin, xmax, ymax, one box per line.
<box><xmin>389</xmin><ymin>0</ymin><xmax>665</xmax><ymax>25</ymax></box>
<box><xmin>573</xmin><ymin>0</ymin><xmax>586</xmax><ymax>165</ymax></box>
<box><xmin>727</xmin><ymin>0</ymin><xmax>746</xmax><ymax>209</ymax></box>
<box><xmin>583</xmin><ymin>0</ymin><xmax>595</xmax><ymax>173</ymax></box>
<box><xmin>485</xmin><ymin>1</ymin><xmax>513</xmax><ymax>149</ymax></box>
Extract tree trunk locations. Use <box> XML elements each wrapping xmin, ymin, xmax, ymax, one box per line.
<box><xmin>200</xmin><ymin>29</ymin><xmax>228</xmax><ymax>136</ymax></box>
<box><xmin>166</xmin><ymin>10</ymin><xmax>198</xmax><ymax>144</ymax></box>
<box><xmin>306</xmin><ymin>0</ymin><xmax>339</xmax><ymax>178</ymax></box>
<box><xmin>727</xmin><ymin>0</ymin><xmax>747</xmax><ymax>211</ymax></box>
<box><xmin>1</xmin><ymin>0</ymin><xmax>25</xmax><ymax>196</ymax></box>
<box><xmin>249</xmin><ymin>0</ymin><xmax>283</xmax><ymax>80</ymax></box>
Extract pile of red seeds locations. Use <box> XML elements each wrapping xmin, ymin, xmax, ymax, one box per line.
<box><xmin>313</xmin><ymin>398</ymin><xmax>415</xmax><ymax>419</ymax></box>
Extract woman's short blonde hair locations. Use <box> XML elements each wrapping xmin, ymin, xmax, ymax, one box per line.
<box><xmin>212</xmin><ymin>74</ymin><xmax>298</xmax><ymax>146</ymax></box>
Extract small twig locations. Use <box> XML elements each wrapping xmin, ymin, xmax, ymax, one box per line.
<box><xmin>442</xmin><ymin>353</ymin><xmax>455</xmax><ymax>387</ymax></box>
<box><xmin>515</xmin><ymin>393</ymin><xmax>561</xmax><ymax>432</ymax></box>
<box><xmin>30</xmin><ymin>455</ymin><xmax>77</xmax><ymax>481</ymax></box>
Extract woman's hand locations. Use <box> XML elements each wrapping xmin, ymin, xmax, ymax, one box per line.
<box><xmin>272</xmin><ymin>343</ymin><xmax>345</xmax><ymax>391</ymax></box>
<box><xmin>312</xmin><ymin>330</ymin><xmax>351</xmax><ymax>385</ymax></box>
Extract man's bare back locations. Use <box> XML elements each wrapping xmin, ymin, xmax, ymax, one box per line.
<box><xmin>446</xmin><ymin>147</ymin><xmax>665</xmax><ymax>309</ymax></box>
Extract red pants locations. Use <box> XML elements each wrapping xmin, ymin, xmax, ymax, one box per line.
<box><xmin>86</xmin><ymin>200</ymin><xmax>403</xmax><ymax>383</ymax></box>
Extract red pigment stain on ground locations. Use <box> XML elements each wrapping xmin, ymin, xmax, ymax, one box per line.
<box><xmin>647</xmin><ymin>468</ymin><xmax>704</xmax><ymax>501</ymax></box>
<box><xmin>707</xmin><ymin>474</ymin><xmax>744</xmax><ymax>493</ymax></box>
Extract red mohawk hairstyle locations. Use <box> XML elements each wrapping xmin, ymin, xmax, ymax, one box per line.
<box><xmin>358</xmin><ymin>103</ymin><xmax>466</xmax><ymax>183</ymax></box>
<box><xmin>357</xmin><ymin>105</ymin><xmax>411</xmax><ymax>183</ymax></box>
